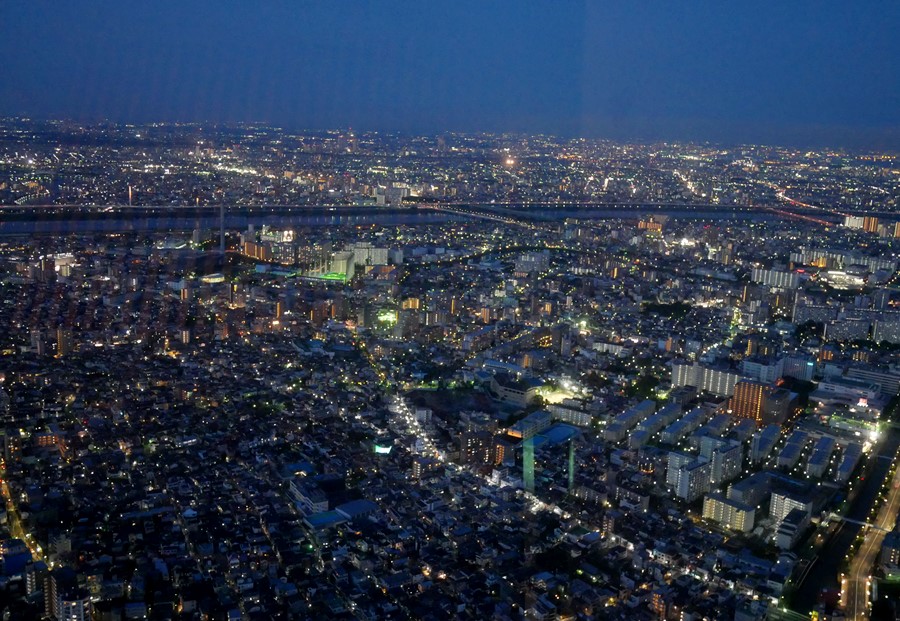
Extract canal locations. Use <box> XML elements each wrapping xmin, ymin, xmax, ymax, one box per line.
<box><xmin>791</xmin><ymin>426</ymin><xmax>900</xmax><ymax>612</ymax></box>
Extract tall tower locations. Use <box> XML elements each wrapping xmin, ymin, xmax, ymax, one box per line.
<box><xmin>731</xmin><ymin>380</ymin><xmax>766</xmax><ymax>426</ymax></box>
<box><xmin>56</xmin><ymin>328</ymin><xmax>74</xmax><ymax>358</ymax></box>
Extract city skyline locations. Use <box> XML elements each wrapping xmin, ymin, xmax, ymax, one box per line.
<box><xmin>2</xmin><ymin>4</ymin><xmax>900</xmax><ymax>621</ymax></box>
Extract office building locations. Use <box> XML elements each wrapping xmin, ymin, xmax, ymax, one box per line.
<box><xmin>781</xmin><ymin>355</ymin><xmax>816</xmax><ymax>381</ymax></box>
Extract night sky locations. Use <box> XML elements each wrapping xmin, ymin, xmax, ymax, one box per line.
<box><xmin>2</xmin><ymin>1</ymin><xmax>899</xmax><ymax>149</ymax></box>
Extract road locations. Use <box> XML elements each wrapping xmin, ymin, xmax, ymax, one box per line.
<box><xmin>842</xmin><ymin>454</ymin><xmax>900</xmax><ymax>620</ymax></box>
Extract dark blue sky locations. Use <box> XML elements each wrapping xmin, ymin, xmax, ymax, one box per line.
<box><xmin>2</xmin><ymin>1</ymin><xmax>899</xmax><ymax>149</ymax></box>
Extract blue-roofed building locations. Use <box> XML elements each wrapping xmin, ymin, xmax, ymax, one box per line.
<box><xmin>303</xmin><ymin>511</ymin><xmax>347</xmax><ymax>531</ymax></box>
<box><xmin>336</xmin><ymin>499</ymin><xmax>379</xmax><ymax>521</ymax></box>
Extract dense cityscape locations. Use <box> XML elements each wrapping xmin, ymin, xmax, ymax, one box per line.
<box><xmin>0</xmin><ymin>118</ymin><xmax>897</xmax><ymax>621</ymax></box>
<box><xmin>1</xmin><ymin>119</ymin><xmax>898</xmax><ymax>215</ymax></box>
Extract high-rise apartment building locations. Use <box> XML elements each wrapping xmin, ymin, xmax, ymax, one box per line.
<box><xmin>703</xmin><ymin>493</ymin><xmax>755</xmax><ymax>532</ymax></box>
<box><xmin>730</xmin><ymin>380</ymin><xmax>791</xmax><ymax>426</ymax></box>
<box><xmin>673</xmin><ymin>459</ymin><xmax>711</xmax><ymax>502</ymax></box>
<box><xmin>750</xmin><ymin>267</ymin><xmax>800</xmax><ymax>289</ymax></box>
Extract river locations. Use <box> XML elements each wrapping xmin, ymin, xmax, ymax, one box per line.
<box><xmin>0</xmin><ymin>202</ymin><xmax>794</xmax><ymax>236</ymax></box>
